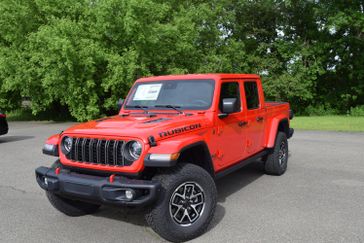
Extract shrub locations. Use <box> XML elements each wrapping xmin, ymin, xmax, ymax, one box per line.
<box><xmin>303</xmin><ymin>105</ymin><xmax>339</xmax><ymax>116</ymax></box>
<box><xmin>349</xmin><ymin>106</ymin><xmax>364</xmax><ymax>117</ymax></box>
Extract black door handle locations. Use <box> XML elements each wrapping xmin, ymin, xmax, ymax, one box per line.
<box><xmin>238</xmin><ymin>121</ymin><xmax>248</xmax><ymax>127</ymax></box>
<box><xmin>256</xmin><ymin>116</ymin><xmax>264</xmax><ymax>122</ymax></box>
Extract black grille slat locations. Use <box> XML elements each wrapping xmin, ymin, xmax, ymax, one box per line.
<box><xmin>104</xmin><ymin>140</ymin><xmax>110</xmax><ymax>164</ymax></box>
<box><xmin>112</xmin><ymin>141</ymin><xmax>119</xmax><ymax>165</ymax></box>
<box><xmin>88</xmin><ymin>139</ymin><xmax>94</xmax><ymax>163</ymax></box>
<box><xmin>108</xmin><ymin>140</ymin><xmax>115</xmax><ymax>165</ymax></box>
<box><xmin>81</xmin><ymin>138</ymin><xmax>87</xmax><ymax>162</ymax></box>
<box><xmin>84</xmin><ymin>139</ymin><xmax>90</xmax><ymax>162</ymax></box>
<box><xmin>67</xmin><ymin>137</ymin><xmax>129</xmax><ymax>167</ymax></box>
<box><xmin>92</xmin><ymin>139</ymin><xmax>97</xmax><ymax>163</ymax></box>
<box><xmin>100</xmin><ymin>140</ymin><xmax>106</xmax><ymax>164</ymax></box>
<box><xmin>96</xmin><ymin>139</ymin><xmax>102</xmax><ymax>164</ymax></box>
<box><xmin>77</xmin><ymin>138</ymin><xmax>83</xmax><ymax>161</ymax></box>
<box><xmin>75</xmin><ymin>138</ymin><xmax>81</xmax><ymax>161</ymax></box>
<box><xmin>70</xmin><ymin>139</ymin><xmax>77</xmax><ymax>160</ymax></box>
<box><xmin>121</xmin><ymin>142</ymin><xmax>126</xmax><ymax>165</ymax></box>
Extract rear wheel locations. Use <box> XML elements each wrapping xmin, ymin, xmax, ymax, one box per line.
<box><xmin>145</xmin><ymin>163</ymin><xmax>217</xmax><ymax>242</ymax></box>
<box><xmin>264</xmin><ymin>131</ymin><xmax>288</xmax><ymax>175</ymax></box>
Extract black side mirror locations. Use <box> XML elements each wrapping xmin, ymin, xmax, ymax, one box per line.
<box><xmin>218</xmin><ymin>98</ymin><xmax>238</xmax><ymax>118</ymax></box>
<box><xmin>117</xmin><ymin>98</ymin><xmax>124</xmax><ymax>111</ymax></box>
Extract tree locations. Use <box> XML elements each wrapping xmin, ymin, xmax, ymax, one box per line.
<box><xmin>0</xmin><ymin>0</ymin><xmax>363</xmax><ymax>120</ymax></box>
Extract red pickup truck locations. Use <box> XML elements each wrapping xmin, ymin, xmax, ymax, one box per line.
<box><xmin>36</xmin><ymin>74</ymin><xmax>293</xmax><ymax>242</ymax></box>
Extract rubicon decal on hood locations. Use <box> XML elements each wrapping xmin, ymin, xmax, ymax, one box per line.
<box><xmin>159</xmin><ymin>123</ymin><xmax>202</xmax><ymax>138</ymax></box>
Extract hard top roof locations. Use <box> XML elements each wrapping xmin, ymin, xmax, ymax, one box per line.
<box><xmin>137</xmin><ymin>73</ymin><xmax>260</xmax><ymax>82</ymax></box>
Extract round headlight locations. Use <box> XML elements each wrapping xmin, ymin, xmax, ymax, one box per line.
<box><xmin>124</xmin><ymin>141</ymin><xmax>142</xmax><ymax>160</ymax></box>
<box><xmin>62</xmin><ymin>136</ymin><xmax>73</xmax><ymax>154</ymax></box>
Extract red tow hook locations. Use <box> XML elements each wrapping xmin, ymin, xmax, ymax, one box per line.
<box><xmin>109</xmin><ymin>174</ymin><xmax>116</xmax><ymax>183</ymax></box>
<box><xmin>55</xmin><ymin>167</ymin><xmax>61</xmax><ymax>175</ymax></box>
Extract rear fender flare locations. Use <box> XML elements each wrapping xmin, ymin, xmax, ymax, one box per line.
<box><xmin>267</xmin><ymin>116</ymin><xmax>289</xmax><ymax>148</ymax></box>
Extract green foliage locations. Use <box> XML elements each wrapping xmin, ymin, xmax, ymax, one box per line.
<box><xmin>303</xmin><ymin>105</ymin><xmax>339</xmax><ymax>116</ymax></box>
<box><xmin>0</xmin><ymin>0</ymin><xmax>363</xmax><ymax>120</ymax></box>
<box><xmin>350</xmin><ymin>106</ymin><xmax>364</xmax><ymax>117</ymax></box>
<box><xmin>6</xmin><ymin>107</ymin><xmax>73</xmax><ymax>121</ymax></box>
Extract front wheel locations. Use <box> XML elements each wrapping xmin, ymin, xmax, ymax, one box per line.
<box><xmin>145</xmin><ymin>163</ymin><xmax>217</xmax><ymax>242</ymax></box>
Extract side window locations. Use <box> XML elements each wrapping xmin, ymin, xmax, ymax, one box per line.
<box><xmin>244</xmin><ymin>81</ymin><xmax>260</xmax><ymax>109</ymax></box>
<box><xmin>219</xmin><ymin>82</ymin><xmax>241</xmax><ymax>112</ymax></box>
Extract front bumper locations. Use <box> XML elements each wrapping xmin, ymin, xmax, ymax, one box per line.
<box><xmin>35</xmin><ymin>166</ymin><xmax>160</xmax><ymax>207</ymax></box>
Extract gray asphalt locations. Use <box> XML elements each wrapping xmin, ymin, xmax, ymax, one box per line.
<box><xmin>0</xmin><ymin>122</ymin><xmax>364</xmax><ymax>243</ymax></box>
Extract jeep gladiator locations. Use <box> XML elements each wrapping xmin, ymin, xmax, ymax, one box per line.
<box><xmin>35</xmin><ymin>74</ymin><xmax>294</xmax><ymax>242</ymax></box>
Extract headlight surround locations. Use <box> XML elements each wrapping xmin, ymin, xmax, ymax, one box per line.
<box><xmin>61</xmin><ymin>136</ymin><xmax>73</xmax><ymax>154</ymax></box>
<box><xmin>124</xmin><ymin>140</ymin><xmax>142</xmax><ymax>161</ymax></box>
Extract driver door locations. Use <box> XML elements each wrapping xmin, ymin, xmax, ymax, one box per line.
<box><xmin>214</xmin><ymin>80</ymin><xmax>246</xmax><ymax>169</ymax></box>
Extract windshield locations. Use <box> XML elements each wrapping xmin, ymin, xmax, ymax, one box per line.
<box><xmin>125</xmin><ymin>79</ymin><xmax>215</xmax><ymax>110</ymax></box>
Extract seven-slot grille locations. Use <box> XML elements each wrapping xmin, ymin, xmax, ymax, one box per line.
<box><xmin>66</xmin><ymin>137</ymin><xmax>133</xmax><ymax>166</ymax></box>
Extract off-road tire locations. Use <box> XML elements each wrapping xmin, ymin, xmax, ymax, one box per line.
<box><xmin>46</xmin><ymin>192</ymin><xmax>100</xmax><ymax>216</ymax></box>
<box><xmin>145</xmin><ymin>163</ymin><xmax>217</xmax><ymax>242</ymax></box>
<box><xmin>264</xmin><ymin>131</ymin><xmax>288</xmax><ymax>175</ymax></box>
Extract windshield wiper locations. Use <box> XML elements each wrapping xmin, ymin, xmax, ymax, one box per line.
<box><xmin>127</xmin><ymin>105</ymin><xmax>150</xmax><ymax>114</ymax></box>
<box><xmin>155</xmin><ymin>105</ymin><xmax>183</xmax><ymax>114</ymax></box>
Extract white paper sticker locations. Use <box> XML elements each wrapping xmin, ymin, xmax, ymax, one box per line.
<box><xmin>133</xmin><ymin>84</ymin><xmax>162</xmax><ymax>101</ymax></box>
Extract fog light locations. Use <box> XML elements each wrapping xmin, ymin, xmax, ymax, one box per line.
<box><xmin>125</xmin><ymin>189</ymin><xmax>134</xmax><ymax>200</ymax></box>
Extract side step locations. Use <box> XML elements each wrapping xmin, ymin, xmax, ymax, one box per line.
<box><xmin>214</xmin><ymin>150</ymin><xmax>268</xmax><ymax>180</ymax></box>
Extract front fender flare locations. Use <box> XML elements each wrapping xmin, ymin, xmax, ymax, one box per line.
<box><xmin>148</xmin><ymin>134</ymin><xmax>205</xmax><ymax>154</ymax></box>
<box><xmin>144</xmin><ymin>134</ymin><xmax>210</xmax><ymax>167</ymax></box>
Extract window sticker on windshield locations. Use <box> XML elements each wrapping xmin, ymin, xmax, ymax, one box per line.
<box><xmin>133</xmin><ymin>84</ymin><xmax>162</xmax><ymax>101</ymax></box>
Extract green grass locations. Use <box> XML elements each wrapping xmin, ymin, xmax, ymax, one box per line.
<box><xmin>291</xmin><ymin>116</ymin><xmax>364</xmax><ymax>132</ymax></box>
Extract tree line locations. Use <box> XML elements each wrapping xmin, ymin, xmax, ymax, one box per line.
<box><xmin>0</xmin><ymin>0</ymin><xmax>363</xmax><ymax>121</ymax></box>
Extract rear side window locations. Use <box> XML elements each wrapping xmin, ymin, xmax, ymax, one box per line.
<box><xmin>244</xmin><ymin>81</ymin><xmax>260</xmax><ymax>109</ymax></box>
<box><xmin>219</xmin><ymin>82</ymin><xmax>241</xmax><ymax>112</ymax></box>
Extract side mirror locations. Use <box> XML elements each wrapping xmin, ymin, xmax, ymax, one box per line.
<box><xmin>218</xmin><ymin>98</ymin><xmax>238</xmax><ymax>118</ymax></box>
<box><xmin>117</xmin><ymin>98</ymin><xmax>124</xmax><ymax>111</ymax></box>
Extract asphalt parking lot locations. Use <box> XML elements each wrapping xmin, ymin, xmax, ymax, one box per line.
<box><xmin>0</xmin><ymin>121</ymin><xmax>363</xmax><ymax>243</ymax></box>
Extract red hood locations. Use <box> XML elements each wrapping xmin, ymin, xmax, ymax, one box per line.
<box><xmin>62</xmin><ymin>113</ymin><xmax>212</xmax><ymax>142</ymax></box>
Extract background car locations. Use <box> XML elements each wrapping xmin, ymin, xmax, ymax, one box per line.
<box><xmin>0</xmin><ymin>112</ymin><xmax>8</xmax><ymax>136</ymax></box>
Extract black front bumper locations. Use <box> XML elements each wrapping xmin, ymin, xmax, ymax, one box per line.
<box><xmin>35</xmin><ymin>166</ymin><xmax>160</xmax><ymax>207</ymax></box>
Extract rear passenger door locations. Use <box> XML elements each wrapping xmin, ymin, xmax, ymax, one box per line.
<box><xmin>243</xmin><ymin>80</ymin><xmax>265</xmax><ymax>155</ymax></box>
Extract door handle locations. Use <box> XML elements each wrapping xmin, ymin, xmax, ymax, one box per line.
<box><xmin>256</xmin><ymin>116</ymin><xmax>264</xmax><ymax>122</ymax></box>
<box><xmin>238</xmin><ymin>121</ymin><xmax>248</xmax><ymax>127</ymax></box>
